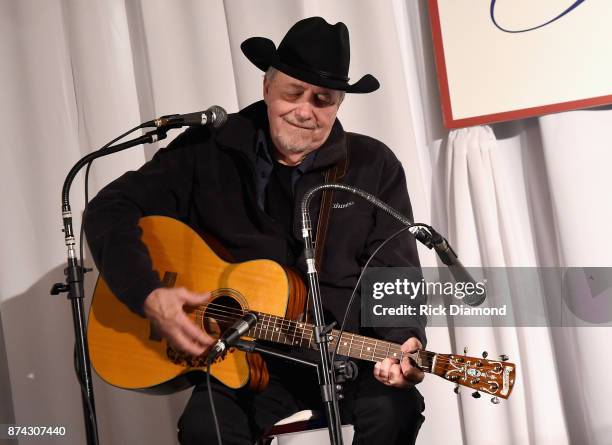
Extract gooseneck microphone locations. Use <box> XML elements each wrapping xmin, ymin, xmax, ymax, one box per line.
<box><xmin>424</xmin><ymin>228</ymin><xmax>486</xmax><ymax>306</ymax></box>
<box><xmin>143</xmin><ymin>105</ymin><xmax>228</xmax><ymax>129</ymax></box>
<box><xmin>209</xmin><ymin>312</ymin><xmax>258</xmax><ymax>359</ymax></box>
<box><xmin>300</xmin><ymin>183</ymin><xmax>486</xmax><ymax>306</ymax></box>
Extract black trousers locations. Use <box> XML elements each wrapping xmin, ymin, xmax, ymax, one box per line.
<box><xmin>178</xmin><ymin>358</ymin><xmax>425</xmax><ymax>445</ymax></box>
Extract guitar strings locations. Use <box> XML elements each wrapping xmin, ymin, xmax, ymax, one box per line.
<box><xmin>200</xmin><ymin>309</ymin><xmax>489</xmax><ymax>369</ymax></box>
<box><xmin>196</xmin><ymin>306</ymin><xmax>477</xmax><ymax>367</ymax></box>
<box><xmin>194</xmin><ymin>301</ymin><xmax>406</xmax><ymax>352</ymax></box>
<box><xmin>173</xmin><ymin>296</ymin><xmax>505</xmax><ymax>369</ymax></box>
<box><xmin>197</xmin><ymin>306</ymin><xmax>503</xmax><ymax>387</ymax></box>
<box><xmin>203</xmin><ymin>311</ymin><xmax>468</xmax><ymax>367</ymax></box>
<box><xmin>200</xmin><ymin>305</ymin><xmax>480</xmax><ymax>363</ymax></box>
<box><xmin>194</xmin><ymin>304</ymin><xmax>482</xmax><ymax>366</ymax></box>
<box><xmin>194</xmin><ymin>303</ymin><xmax>504</xmax><ymax>368</ymax></box>
<box><xmin>194</xmin><ymin>299</ymin><xmax>416</xmax><ymax>352</ymax></box>
<box><xmin>206</xmin><ymin>313</ymin><xmax>414</xmax><ymax>364</ymax></box>
<box><xmin>198</xmin><ymin>304</ymin><xmax>503</xmax><ymax>366</ymax></box>
<box><xmin>200</xmin><ymin>306</ymin><xmax>407</xmax><ymax>359</ymax></box>
<box><xmin>193</xmin><ymin>303</ymin><xmax>432</xmax><ymax>359</ymax></box>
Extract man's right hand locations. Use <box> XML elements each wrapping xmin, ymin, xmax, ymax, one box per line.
<box><xmin>143</xmin><ymin>287</ymin><xmax>215</xmax><ymax>357</ymax></box>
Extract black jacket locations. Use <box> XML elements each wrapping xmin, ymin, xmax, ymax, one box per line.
<box><xmin>84</xmin><ymin>101</ymin><xmax>426</xmax><ymax>347</ymax></box>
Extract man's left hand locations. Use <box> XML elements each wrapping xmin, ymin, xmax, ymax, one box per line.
<box><xmin>373</xmin><ymin>337</ymin><xmax>425</xmax><ymax>388</ymax></box>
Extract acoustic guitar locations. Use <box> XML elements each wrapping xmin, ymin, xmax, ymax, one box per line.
<box><xmin>87</xmin><ymin>216</ymin><xmax>516</xmax><ymax>401</ymax></box>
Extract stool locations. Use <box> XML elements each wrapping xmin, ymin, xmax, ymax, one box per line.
<box><xmin>259</xmin><ymin>410</ymin><xmax>354</xmax><ymax>444</ymax></box>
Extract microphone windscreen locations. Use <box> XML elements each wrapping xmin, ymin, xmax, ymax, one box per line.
<box><xmin>208</xmin><ymin>105</ymin><xmax>228</xmax><ymax>128</ymax></box>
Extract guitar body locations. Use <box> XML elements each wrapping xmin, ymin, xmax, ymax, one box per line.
<box><xmin>87</xmin><ymin>216</ymin><xmax>306</xmax><ymax>394</ymax></box>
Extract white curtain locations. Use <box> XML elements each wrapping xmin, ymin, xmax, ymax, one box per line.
<box><xmin>437</xmin><ymin>117</ymin><xmax>612</xmax><ymax>445</ymax></box>
<box><xmin>1</xmin><ymin>0</ymin><xmax>610</xmax><ymax>444</ymax></box>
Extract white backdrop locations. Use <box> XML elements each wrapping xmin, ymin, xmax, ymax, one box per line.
<box><xmin>1</xmin><ymin>1</ymin><xmax>611</xmax><ymax>444</ymax></box>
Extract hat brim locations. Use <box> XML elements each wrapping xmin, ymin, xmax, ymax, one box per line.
<box><xmin>240</xmin><ymin>37</ymin><xmax>379</xmax><ymax>94</ymax></box>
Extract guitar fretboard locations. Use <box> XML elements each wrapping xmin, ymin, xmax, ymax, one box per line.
<box><xmin>244</xmin><ymin>311</ymin><xmax>434</xmax><ymax>369</ymax></box>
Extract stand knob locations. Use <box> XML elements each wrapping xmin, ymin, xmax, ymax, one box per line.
<box><xmin>50</xmin><ymin>283</ymin><xmax>69</xmax><ymax>295</ymax></box>
<box><xmin>499</xmin><ymin>354</ymin><xmax>509</xmax><ymax>361</ymax></box>
<box><xmin>334</xmin><ymin>360</ymin><xmax>358</xmax><ymax>383</ymax></box>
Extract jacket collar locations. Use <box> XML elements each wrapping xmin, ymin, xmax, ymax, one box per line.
<box><xmin>215</xmin><ymin>100</ymin><xmax>347</xmax><ymax>172</ymax></box>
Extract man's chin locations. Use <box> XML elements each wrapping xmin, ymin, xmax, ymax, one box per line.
<box><xmin>277</xmin><ymin>139</ymin><xmax>315</xmax><ymax>154</ymax></box>
<box><xmin>272</xmin><ymin>132</ymin><xmax>326</xmax><ymax>155</ymax></box>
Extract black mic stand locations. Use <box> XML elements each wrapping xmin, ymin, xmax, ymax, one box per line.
<box><xmin>298</xmin><ymin>182</ymin><xmax>484</xmax><ymax>444</ymax></box>
<box><xmin>300</xmin><ymin>205</ymin><xmax>345</xmax><ymax>445</ymax></box>
<box><xmin>50</xmin><ymin>127</ymin><xmax>169</xmax><ymax>445</ymax></box>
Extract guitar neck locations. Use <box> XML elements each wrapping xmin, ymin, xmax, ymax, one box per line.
<box><xmin>247</xmin><ymin>312</ymin><xmax>437</xmax><ymax>372</ymax></box>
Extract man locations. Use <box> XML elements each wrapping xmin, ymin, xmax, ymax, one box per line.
<box><xmin>85</xmin><ymin>17</ymin><xmax>426</xmax><ymax>444</ymax></box>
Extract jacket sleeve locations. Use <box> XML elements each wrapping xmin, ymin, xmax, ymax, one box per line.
<box><xmin>83</xmin><ymin>128</ymin><xmax>205</xmax><ymax>316</ymax></box>
<box><xmin>360</xmin><ymin>146</ymin><xmax>427</xmax><ymax>348</ymax></box>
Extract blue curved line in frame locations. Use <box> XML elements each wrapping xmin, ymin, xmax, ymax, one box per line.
<box><xmin>490</xmin><ymin>0</ymin><xmax>587</xmax><ymax>33</ymax></box>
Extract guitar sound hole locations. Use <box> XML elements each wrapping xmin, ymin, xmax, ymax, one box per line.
<box><xmin>204</xmin><ymin>295</ymin><xmax>243</xmax><ymax>339</ymax></box>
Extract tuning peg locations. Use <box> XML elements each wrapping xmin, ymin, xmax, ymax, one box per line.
<box><xmin>463</xmin><ymin>346</ymin><xmax>468</xmax><ymax>355</ymax></box>
<box><xmin>491</xmin><ymin>397</ymin><xmax>500</xmax><ymax>404</ymax></box>
<box><xmin>454</xmin><ymin>385</ymin><xmax>460</xmax><ymax>394</ymax></box>
<box><xmin>482</xmin><ymin>351</ymin><xmax>488</xmax><ymax>358</ymax></box>
<box><xmin>499</xmin><ymin>354</ymin><xmax>509</xmax><ymax>361</ymax></box>
<box><xmin>471</xmin><ymin>391</ymin><xmax>481</xmax><ymax>399</ymax></box>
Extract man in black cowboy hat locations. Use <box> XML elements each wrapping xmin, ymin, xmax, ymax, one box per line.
<box><xmin>85</xmin><ymin>16</ymin><xmax>426</xmax><ymax>445</ymax></box>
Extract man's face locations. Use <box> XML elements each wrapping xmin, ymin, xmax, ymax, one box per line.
<box><xmin>263</xmin><ymin>71</ymin><xmax>343</xmax><ymax>160</ymax></box>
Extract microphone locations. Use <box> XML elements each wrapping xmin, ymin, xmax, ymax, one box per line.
<box><xmin>143</xmin><ymin>105</ymin><xmax>228</xmax><ymax>129</ymax></box>
<box><xmin>300</xmin><ymin>183</ymin><xmax>486</xmax><ymax>306</ymax></box>
<box><xmin>424</xmin><ymin>228</ymin><xmax>486</xmax><ymax>306</ymax></box>
<box><xmin>209</xmin><ymin>312</ymin><xmax>258</xmax><ymax>359</ymax></box>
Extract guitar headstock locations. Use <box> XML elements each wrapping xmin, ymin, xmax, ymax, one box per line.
<box><xmin>430</xmin><ymin>350</ymin><xmax>516</xmax><ymax>401</ymax></box>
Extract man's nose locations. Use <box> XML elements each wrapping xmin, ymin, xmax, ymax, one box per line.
<box><xmin>294</xmin><ymin>101</ymin><xmax>314</xmax><ymax>121</ymax></box>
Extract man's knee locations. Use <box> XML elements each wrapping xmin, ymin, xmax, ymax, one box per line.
<box><xmin>178</xmin><ymin>384</ymin><xmax>253</xmax><ymax>445</ymax></box>
<box><xmin>178</xmin><ymin>414</ymin><xmax>217</xmax><ymax>445</ymax></box>
<box><xmin>178</xmin><ymin>409</ymin><xmax>255</xmax><ymax>445</ymax></box>
<box><xmin>352</xmin><ymin>387</ymin><xmax>425</xmax><ymax>443</ymax></box>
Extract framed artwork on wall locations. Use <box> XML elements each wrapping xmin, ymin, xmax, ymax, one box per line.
<box><xmin>428</xmin><ymin>0</ymin><xmax>612</xmax><ymax>128</ymax></box>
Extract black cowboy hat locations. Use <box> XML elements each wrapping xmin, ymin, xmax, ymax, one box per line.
<box><xmin>240</xmin><ymin>16</ymin><xmax>379</xmax><ymax>94</ymax></box>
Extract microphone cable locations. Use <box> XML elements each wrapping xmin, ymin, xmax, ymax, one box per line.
<box><xmin>329</xmin><ymin>222</ymin><xmax>431</xmax><ymax>378</ymax></box>
<box><xmin>206</xmin><ymin>356</ymin><xmax>224</xmax><ymax>445</ymax></box>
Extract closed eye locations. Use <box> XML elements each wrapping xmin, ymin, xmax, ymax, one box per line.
<box><xmin>284</xmin><ymin>91</ymin><xmax>303</xmax><ymax>101</ymax></box>
<box><xmin>316</xmin><ymin>95</ymin><xmax>334</xmax><ymax>106</ymax></box>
